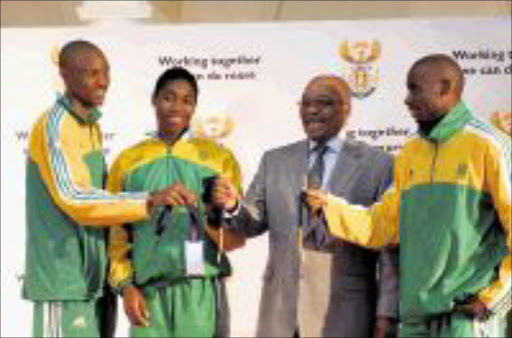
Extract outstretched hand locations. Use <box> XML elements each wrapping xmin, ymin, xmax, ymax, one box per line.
<box><xmin>456</xmin><ymin>298</ymin><xmax>491</xmax><ymax>320</ymax></box>
<box><xmin>303</xmin><ymin>189</ymin><xmax>329</xmax><ymax>213</ymax></box>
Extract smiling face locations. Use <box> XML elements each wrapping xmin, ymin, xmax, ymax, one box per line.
<box><xmin>404</xmin><ymin>55</ymin><xmax>465</xmax><ymax>127</ymax></box>
<box><xmin>299</xmin><ymin>77</ymin><xmax>350</xmax><ymax>143</ymax></box>
<box><xmin>404</xmin><ymin>64</ymin><xmax>449</xmax><ymax>124</ymax></box>
<box><xmin>60</xmin><ymin>48</ymin><xmax>110</xmax><ymax>110</ymax></box>
<box><xmin>153</xmin><ymin>79</ymin><xmax>196</xmax><ymax>140</ymax></box>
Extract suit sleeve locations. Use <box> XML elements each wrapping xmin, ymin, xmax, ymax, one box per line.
<box><xmin>372</xmin><ymin>153</ymin><xmax>400</xmax><ymax>319</ymax></box>
<box><xmin>477</xmin><ymin>137</ymin><xmax>511</xmax><ymax>317</ymax></box>
<box><xmin>324</xmin><ymin>152</ymin><xmax>403</xmax><ymax>248</ymax></box>
<box><xmin>205</xmin><ymin>148</ymin><xmax>246</xmax><ymax>251</ymax></box>
<box><xmin>376</xmin><ymin>247</ymin><xmax>399</xmax><ymax>319</ymax></box>
<box><xmin>37</xmin><ymin>113</ymin><xmax>149</xmax><ymax>226</ymax></box>
<box><xmin>231</xmin><ymin>152</ymin><xmax>270</xmax><ymax>237</ymax></box>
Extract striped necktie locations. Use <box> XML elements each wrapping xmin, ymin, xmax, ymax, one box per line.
<box><xmin>303</xmin><ymin>143</ymin><xmax>331</xmax><ymax>249</ymax></box>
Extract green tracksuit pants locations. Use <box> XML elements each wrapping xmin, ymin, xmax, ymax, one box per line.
<box><xmin>130</xmin><ymin>278</ymin><xmax>217</xmax><ymax>338</ymax></box>
<box><xmin>400</xmin><ymin>312</ymin><xmax>507</xmax><ymax>338</ymax></box>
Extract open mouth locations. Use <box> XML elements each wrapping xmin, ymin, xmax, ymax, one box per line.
<box><xmin>305</xmin><ymin>117</ymin><xmax>327</xmax><ymax>125</ymax></box>
<box><xmin>307</xmin><ymin>121</ymin><xmax>324</xmax><ymax>127</ymax></box>
<box><xmin>162</xmin><ymin>115</ymin><xmax>188</xmax><ymax>127</ymax></box>
<box><xmin>305</xmin><ymin>121</ymin><xmax>327</xmax><ymax>133</ymax></box>
<box><xmin>306</xmin><ymin>119</ymin><xmax>327</xmax><ymax>128</ymax></box>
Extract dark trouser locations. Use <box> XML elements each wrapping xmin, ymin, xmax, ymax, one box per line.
<box><xmin>97</xmin><ymin>285</ymin><xmax>117</xmax><ymax>338</ymax></box>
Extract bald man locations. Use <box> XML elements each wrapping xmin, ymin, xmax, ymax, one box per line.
<box><xmin>212</xmin><ymin>75</ymin><xmax>399</xmax><ymax>337</ymax></box>
<box><xmin>23</xmin><ymin>40</ymin><xmax>184</xmax><ymax>338</ymax></box>
<box><xmin>306</xmin><ymin>54</ymin><xmax>511</xmax><ymax>337</ymax></box>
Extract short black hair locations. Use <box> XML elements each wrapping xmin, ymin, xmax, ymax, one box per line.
<box><xmin>59</xmin><ymin>39</ymin><xmax>104</xmax><ymax>68</ymax></box>
<box><xmin>152</xmin><ymin>67</ymin><xmax>199</xmax><ymax>101</ymax></box>
<box><xmin>411</xmin><ymin>54</ymin><xmax>465</xmax><ymax>97</ymax></box>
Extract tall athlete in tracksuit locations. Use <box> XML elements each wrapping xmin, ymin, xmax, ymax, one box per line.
<box><xmin>306</xmin><ymin>54</ymin><xmax>511</xmax><ymax>337</ymax></box>
<box><xmin>23</xmin><ymin>40</ymin><xmax>178</xmax><ymax>338</ymax></box>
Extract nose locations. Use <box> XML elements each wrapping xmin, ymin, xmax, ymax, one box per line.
<box><xmin>95</xmin><ymin>71</ymin><xmax>109</xmax><ymax>89</ymax></box>
<box><xmin>171</xmin><ymin>99</ymin><xmax>190</xmax><ymax>111</ymax></box>
<box><xmin>404</xmin><ymin>93</ymin><xmax>412</xmax><ymax>107</ymax></box>
<box><xmin>303</xmin><ymin>103</ymin><xmax>321</xmax><ymax>115</ymax></box>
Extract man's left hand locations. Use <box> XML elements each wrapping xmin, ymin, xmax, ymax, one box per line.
<box><xmin>456</xmin><ymin>298</ymin><xmax>491</xmax><ymax>320</ymax></box>
<box><xmin>374</xmin><ymin>317</ymin><xmax>398</xmax><ymax>338</ymax></box>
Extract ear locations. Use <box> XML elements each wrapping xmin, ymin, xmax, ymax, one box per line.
<box><xmin>59</xmin><ymin>67</ymin><xmax>67</xmax><ymax>82</ymax></box>
<box><xmin>342</xmin><ymin>102</ymin><xmax>351</xmax><ymax>117</ymax></box>
<box><xmin>440</xmin><ymin>79</ymin><xmax>451</xmax><ymax>96</ymax></box>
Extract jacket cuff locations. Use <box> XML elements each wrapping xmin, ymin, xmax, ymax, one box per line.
<box><xmin>113</xmin><ymin>279</ymin><xmax>135</xmax><ymax>296</ymax></box>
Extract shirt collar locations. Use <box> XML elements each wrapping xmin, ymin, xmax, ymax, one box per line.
<box><xmin>422</xmin><ymin>101</ymin><xmax>471</xmax><ymax>143</ymax></box>
<box><xmin>56</xmin><ymin>93</ymin><xmax>102</xmax><ymax>124</ymax></box>
<box><xmin>155</xmin><ymin>128</ymin><xmax>192</xmax><ymax>144</ymax></box>
<box><xmin>308</xmin><ymin>136</ymin><xmax>343</xmax><ymax>154</ymax></box>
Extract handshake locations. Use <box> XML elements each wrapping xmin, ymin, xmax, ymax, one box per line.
<box><xmin>146</xmin><ymin>176</ymin><xmax>240</xmax><ymax>213</ymax></box>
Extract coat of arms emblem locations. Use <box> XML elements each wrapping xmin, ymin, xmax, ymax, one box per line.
<box><xmin>339</xmin><ymin>40</ymin><xmax>381</xmax><ymax>99</ymax></box>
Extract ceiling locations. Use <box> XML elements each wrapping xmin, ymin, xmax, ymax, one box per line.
<box><xmin>1</xmin><ymin>1</ymin><xmax>511</xmax><ymax>27</ymax></box>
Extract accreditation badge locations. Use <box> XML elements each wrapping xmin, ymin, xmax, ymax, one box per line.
<box><xmin>185</xmin><ymin>240</ymin><xmax>206</xmax><ymax>276</ymax></box>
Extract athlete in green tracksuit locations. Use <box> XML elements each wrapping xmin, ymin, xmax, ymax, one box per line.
<box><xmin>108</xmin><ymin>67</ymin><xmax>244</xmax><ymax>337</ymax></box>
<box><xmin>23</xmin><ymin>40</ymin><xmax>178</xmax><ymax>338</ymax></box>
<box><xmin>306</xmin><ymin>54</ymin><xmax>511</xmax><ymax>337</ymax></box>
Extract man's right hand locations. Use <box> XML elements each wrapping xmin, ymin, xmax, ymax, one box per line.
<box><xmin>146</xmin><ymin>183</ymin><xmax>197</xmax><ymax>213</ymax></box>
<box><xmin>211</xmin><ymin>176</ymin><xmax>239</xmax><ymax>212</ymax></box>
<box><xmin>122</xmin><ymin>286</ymin><xmax>150</xmax><ymax>327</ymax></box>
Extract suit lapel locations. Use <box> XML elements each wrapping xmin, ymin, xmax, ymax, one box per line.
<box><xmin>327</xmin><ymin>141</ymin><xmax>364</xmax><ymax>194</ymax></box>
<box><xmin>289</xmin><ymin>140</ymin><xmax>309</xmax><ymax>198</ymax></box>
<box><xmin>287</xmin><ymin>141</ymin><xmax>309</xmax><ymax>232</ymax></box>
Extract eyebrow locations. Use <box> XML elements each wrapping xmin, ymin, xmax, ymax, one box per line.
<box><xmin>302</xmin><ymin>94</ymin><xmax>336</xmax><ymax>99</ymax></box>
<box><xmin>73</xmin><ymin>64</ymin><xmax>110</xmax><ymax>71</ymax></box>
<box><xmin>160</xmin><ymin>88</ymin><xmax>194</xmax><ymax>98</ymax></box>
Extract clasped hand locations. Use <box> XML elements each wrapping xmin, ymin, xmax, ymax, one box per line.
<box><xmin>210</xmin><ymin>176</ymin><xmax>240</xmax><ymax>212</ymax></box>
<box><xmin>303</xmin><ymin>188</ymin><xmax>329</xmax><ymax>213</ymax></box>
<box><xmin>147</xmin><ymin>183</ymin><xmax>197</xmax><ymax>212</ymax></box>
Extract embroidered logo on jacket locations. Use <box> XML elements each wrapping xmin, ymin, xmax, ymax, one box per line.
<box><xmin>456</xmin><ymin>163</ymin><xmax>468</xmax><ymax>178</ymax></box>
<box><xmin>72</xmin><ymin>316</ymin><xmax>87</xmax><ymax>328</ymax></box>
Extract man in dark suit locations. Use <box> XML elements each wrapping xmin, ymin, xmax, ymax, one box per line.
<box><xmin>212</xmin><ymin>75</ymin><xmax>399</xmax><ymax>337</ymax></box>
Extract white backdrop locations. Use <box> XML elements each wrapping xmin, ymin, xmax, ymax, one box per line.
<box><xmin>1</xmin><ymin>17</ymin><xmax>511</xmax><ymax>337</ymax></box>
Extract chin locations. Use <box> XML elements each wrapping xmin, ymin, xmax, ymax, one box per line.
<box><xmin>308</xmin><ymin>135</ymin><xmax>327</xmax><ymax>143</ymax></box>
<box><xmin>306</xmin><ymin>129</ymin><xmax>324</xmax><ymax>139</ymax></box>
<box><xmin>90</xmin><ymin>98</ymin><xmax>105</xmax><ymax>107</ymax></box>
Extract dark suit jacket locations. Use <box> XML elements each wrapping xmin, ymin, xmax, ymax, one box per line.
<box><xmin>231</xmin><ymin>139</ymin><xmax>398</xmax><ymax>337</ymax></box>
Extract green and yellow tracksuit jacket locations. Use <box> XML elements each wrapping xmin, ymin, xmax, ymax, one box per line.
<box><xmin>107</xmin><ymin>133</ymin><xmax>242</xmax><ymax>290</ymax></box>
<box><xmin>324</xmin><ymin>102</ymin><xmax>511</xmax><ymax>319</ymax></box>
<box><xmin>23</xmin><ymin>95</ymin><xmax>149</xmax><ymax>301</ymax></box>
